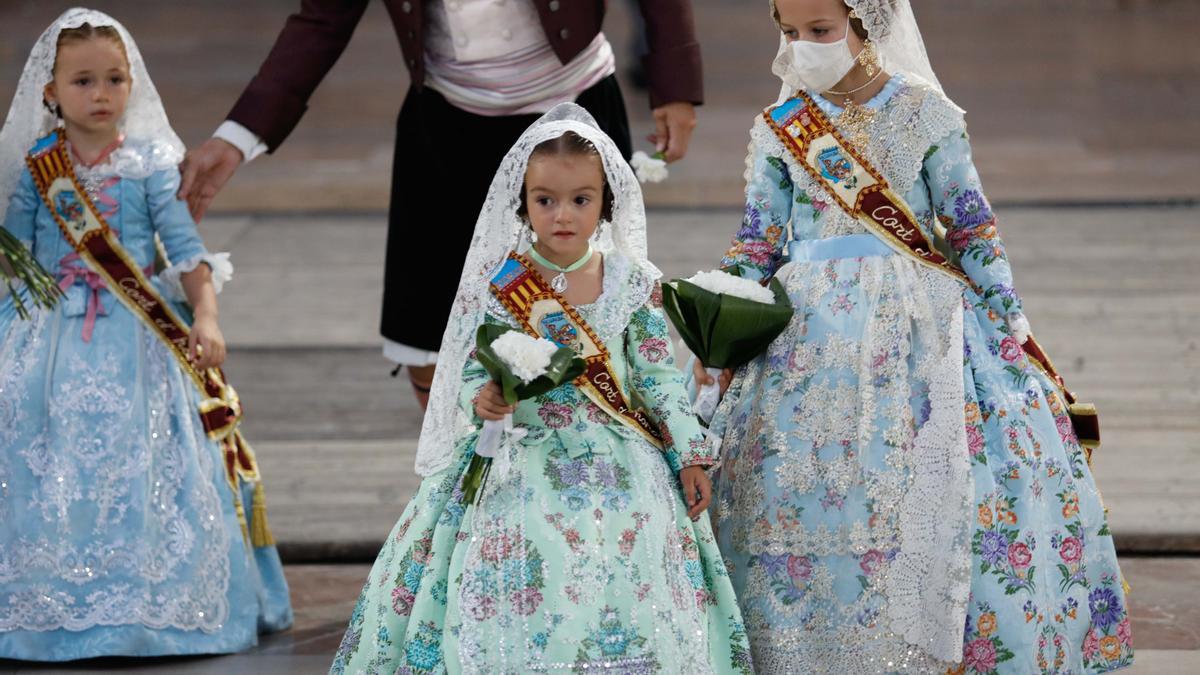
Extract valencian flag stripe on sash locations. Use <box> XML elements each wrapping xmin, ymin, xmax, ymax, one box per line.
<box><xmin>490</xmin><ymin>253</ymin><xmax>665</xmax><ymax>450</ymax></box>
<box><xmin>26</xmin><ymin>131</ymin><xmax>274</xmax><ymax>546</ymax></box>
<box><xmin>764</xmin><ymin>92</ymin><xmax>1100</xmax><ymax>456</ymax></box>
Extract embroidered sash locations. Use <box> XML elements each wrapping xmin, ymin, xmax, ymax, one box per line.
<box><xmin>764</xmin><ymin>93</ymin><xmax>1100</xmax><ymax>455</ymax></box>
<box><xmin>490</xmin><ymin>252</ymin><xmax>664</xmax><ymax>450</ymax></box>
<box><xmin>27</xmin><ymin>131</ymin><xmax>273</xmax><ymax>545</ymax></box>
<box><xmin>765</xmin><ymin>91</ymin><xmax>969</xmax><ymax>285</ymax></box>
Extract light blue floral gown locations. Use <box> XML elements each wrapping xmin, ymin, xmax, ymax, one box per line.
<box><xmin>709</xmin><ymin>76</ymin><xmax>1131</xmax><ymax>674</ymax></box>
<box><xmin>0</xmin><ymin>138</ymin><xmax>293</xmax><ymax>660</ymax></box>
<box><xmin>331</xmin><ymin>253</ymin><xmax>753</xmax><ymax>674</ymax></box>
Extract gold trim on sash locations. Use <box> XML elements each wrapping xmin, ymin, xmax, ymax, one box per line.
<box><xmin>490</xmin><ymin>252</ymin><xmax>665</xmax><ymax>451</ymax></box>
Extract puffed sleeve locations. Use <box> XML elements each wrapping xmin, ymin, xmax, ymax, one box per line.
<box><xmin>146</xmin><ymin>167</ymin><xmax>233</xmax><ymax>302</ymax></box>
<box><xmin>719</xmin><ymin>144</ymin><xmax>792</xmax><ymax>282</ymax></box>
<box><xmin>923</xmin><ymin>126</ymin><xmax>1026</xmax><ymax>328</ymax></box>
<box><xmin>2</xmin><ymin>167</ymin><xmax>41</xmax><ymax>248</ymax></box>
<box><xmin>625</xmin><ymin>299</ymin><xmax>717</xmax><ymax>472</ymax></box>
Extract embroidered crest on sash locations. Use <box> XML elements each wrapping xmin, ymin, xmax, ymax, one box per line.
<box><xmin>490</xmin><ymin>253</ymin><xmax>665</xmax><ymax>450</ymax></box>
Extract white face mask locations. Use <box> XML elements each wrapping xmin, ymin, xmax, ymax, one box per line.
<box><xmin>782</xmin><ymin>17</ymin><xmax>858</xmax><ymax>93</ymax></box>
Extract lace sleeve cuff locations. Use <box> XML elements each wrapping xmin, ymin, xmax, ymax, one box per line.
<box><xmin>159</xmin><ymin>252</ymin><xmax>233</xmax><ymax>302</ymax></box>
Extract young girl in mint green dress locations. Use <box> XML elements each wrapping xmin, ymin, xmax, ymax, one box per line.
<box><xmin>331</xmin><ymin>104</ymin><xmax>751</xmax><ymax>674</ymax></box>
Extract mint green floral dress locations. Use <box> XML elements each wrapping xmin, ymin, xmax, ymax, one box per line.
<box><xmin>331</xmin><ymin>253</ymin><xmax>752</xmax><ymax>674</ymax></box>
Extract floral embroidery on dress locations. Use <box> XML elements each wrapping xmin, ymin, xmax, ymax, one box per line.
<box><xmin>544</xmin><ymin>450</ymin><xmax>632</xmax><ymax>513</ymax></box>
<box><xmin>402</xmin><ymin>620</ymin><xmax>444</xmax><ymax>673</ymax></box>
<box><xmin>459</xmin><ymin>526</ymin><xmax>546</xmax><ymax>622</ymax></box>
<box><xmin>391</xmin><ymin>528</ymin><xmax>435</xmax><ymax>617</ymax></box>
<box><xmin>573</xmin><ymin>605</ymin><xmax>657</xmax><ymax>673</ymax></box>
<box><xmin>954</xmin><ymin>602</ymin><xmax>1016</xmax><ymax>675</ymax></box>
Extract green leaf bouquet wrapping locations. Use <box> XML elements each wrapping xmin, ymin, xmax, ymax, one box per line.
<box><xmin>460</xmin><ymin>323</ymin><xmax>586</xmax><ymax>504</ymax></box>
<box><xmin>1</xmin><ymin>229</ymin><xmax>62</xmax><ymax>319</ymax></box>
<box><xmin>660</xmin><ymin>270</ymin><xmax>793</xmax><ymax>424</ymax></box>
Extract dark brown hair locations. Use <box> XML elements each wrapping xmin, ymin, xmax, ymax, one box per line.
<box><xmin>518</xmin><ymin>131</ymin><xmax>614</xmax><ymax>223</ymax></box>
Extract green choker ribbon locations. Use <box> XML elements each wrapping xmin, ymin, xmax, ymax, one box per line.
<box><xmin>527</xmin><ymin>244</ymin><xmax>593</xmax><ymax>293</ymax></box>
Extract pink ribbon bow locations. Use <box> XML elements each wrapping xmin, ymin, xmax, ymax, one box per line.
<box><xmin>56</xmin><ymin>253</ymin><xmax>109</xmax><ymax>343</ymax></box>
<box><xmin>56</xmin><ymin>249</ymin><xmax>155</xmax><ymax>342</ymax></box>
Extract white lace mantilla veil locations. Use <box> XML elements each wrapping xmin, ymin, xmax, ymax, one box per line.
<box><xmin>768</xmin><ymin>0</ymin><xmax>962</xmax><ymax>112</ymax></box>
<box><xmin>414</xmin><ymin>103</ymin><xmax>659</xmax><ymax>477</ymax></box>
<box><xmin>0</xmin><ymin>7</ymin><xmax>184</xmax><ymax>226</ymax></box>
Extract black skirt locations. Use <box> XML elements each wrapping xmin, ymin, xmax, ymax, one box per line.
<box><xmin>380</xmin><ymin>76</ymin><xmax>632</xmax><ymax>352</ymax></box>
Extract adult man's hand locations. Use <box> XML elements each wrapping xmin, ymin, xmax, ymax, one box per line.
<box><xmin>650</xmin><ymin>101</ymin><xmax>697</xmax><ymax>163</ymax></box>
<box><xmin>178</xmin><ymin>138</ymin><xmax>244</xmax><ymax>222</ymax></box>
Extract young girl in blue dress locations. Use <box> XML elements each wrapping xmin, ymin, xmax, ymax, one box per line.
<box><xmin>0</xmin><ymin>9</ymin><xmax>291</xmax><ymax>660</ymax></box>
<box><xmin>698</xmin><ymin>1</ymin><xmax>1132</xmax><ymax>672</ymax></box>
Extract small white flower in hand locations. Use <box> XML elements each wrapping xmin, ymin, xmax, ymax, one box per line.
<box><xmin>1006</xmin><ymin>313</ymin><xmax>1032</xmax><ymax>345</ymax></box>
<box><xmin>631</xmin><ymin>150</ymin><xmax>669</xmax><ymax>184</ymax></box>
<box><xmin>490</xmin><ymin>331</ymin><xmax>559</xmax><ymax>384</ymax></box>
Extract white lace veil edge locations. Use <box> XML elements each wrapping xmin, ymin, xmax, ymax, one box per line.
<box><xmin>414</xmin><ymin>103</ymin><xmax>660</xmax><ymax>477</ymax></box>
<box><xmin>0</xmin><ymin>8</ymin><xmax>184</xmax><ymax>225</ymax></box>
<box><xmin>768</xmin><ymin>0</ymin><xmax>963</xmax><ymax>112</ymax></box>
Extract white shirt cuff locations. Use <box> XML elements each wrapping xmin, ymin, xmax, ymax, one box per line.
<box><xmin>214</xmin><ymin>120</ymin><xmax>268</xmax><ymax>163</ymax></box>
<box><xmin>383</xmin><ymin>338</ymin><xmax>439</xmax><ymax>366</ymax></box>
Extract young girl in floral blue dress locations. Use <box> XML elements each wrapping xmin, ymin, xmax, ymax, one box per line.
<box><xmin>0</xmin><ymin>9</ymin><xmax>291</xmax><ymax>660</ymax></box>
<box><xmin>697</xmin><ymin>1</ymin><xmax>1132</xmax><ymax>672</ymax></box>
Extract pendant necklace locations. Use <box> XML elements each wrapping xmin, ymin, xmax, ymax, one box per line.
<box><xmin>69</xmin><ymin>134</ymin><xmax>124</xmax><ymax>203</ymax></box>
<box><xmin>827</xmin><ymin>71</ymin><xmax>884</xmax><ymax>151</ymax></box>
<box><xmin>528</xmin><ymin>244</ymin><xmax>594</xmax><ymax>293</ymax></box>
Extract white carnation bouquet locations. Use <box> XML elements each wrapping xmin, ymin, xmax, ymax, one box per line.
<box><xmin>686</xmin><ymin>270</ymin><xmax>777</xmax><ymax>304</ymax></box>
<box><xmin>661</xmin><ymin>269</ymin><xmax>794</xmax><ymax>424</ymax></box>
<box><xmin>489</xmin><ymin>330</ymin><xmax>560</xmax><ymax>384</ymax></box>
<box><xmin>461</xmin><ymin>324</ymin><xmax>586</xmax><ymax>503</ymax></box>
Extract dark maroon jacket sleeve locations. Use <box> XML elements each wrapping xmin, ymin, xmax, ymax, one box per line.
<box><xmin>636</xmin><ymin>0</ymin><xmax>704</xmax><ymax>108</ymax></box>
<box><xmin>226</xmin><ymin>0</ymin><xmax>371</xmax><ymax>152</ymax></box>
